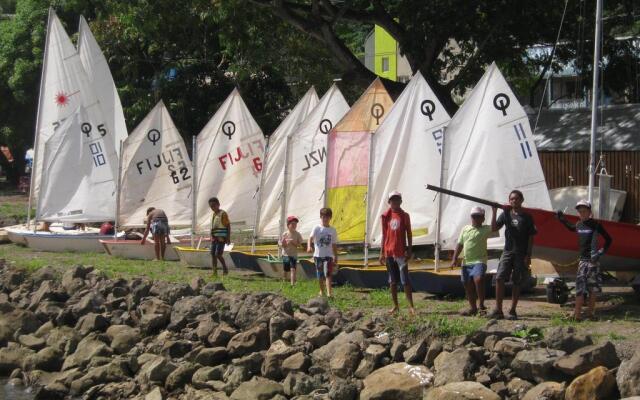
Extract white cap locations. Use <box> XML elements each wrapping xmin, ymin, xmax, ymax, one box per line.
<box><xmin>575</xmin><ymin>200</ymin><xmax>592</xmax><ymax>210</ymax></box>
<box><xmin>388</xmin><ymin>191</ymin><xmax>402</xmax><ymax>200</ymax></box>
<box><xmin>470</xmin><ymin>206</ymin><xmax>485</xmax><ymax>216</ymax></box>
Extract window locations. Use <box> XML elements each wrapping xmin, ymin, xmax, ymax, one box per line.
<box><xmin>381</xmin><ymin>57</ymin><xmax>390</xmax><ymax>72</ymax></box>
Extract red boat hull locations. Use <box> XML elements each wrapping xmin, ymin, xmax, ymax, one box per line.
<box><xmin>528</xmin><ymin>208</ymin><xmax>640</xmax><ymax>271</ymax></box>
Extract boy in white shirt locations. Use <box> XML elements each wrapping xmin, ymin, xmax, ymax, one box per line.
<box><xmin>307</xmin><ymin>208</ymin><xmax>338</xmax><ymax>297</ymax></box>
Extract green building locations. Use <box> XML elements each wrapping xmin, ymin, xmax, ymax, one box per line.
<box><xmin>364</xmin><ymin>25</ymin><xmax>412</xmax><ymax>82</ymax></box>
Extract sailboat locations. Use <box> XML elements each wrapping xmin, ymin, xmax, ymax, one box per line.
<box><xmin>10</xmin><ymin>9</ymin><xmax>122</xmax><ymax>252</ymax></box>
<box><xmin>175</xmin><ymin>89</ymin><xmax>265</xmax><ymax>271</ymax></box>
<box><xmin>100</xmin><ymin>101</ymin><xmax>192</xmax><ymax>261</ymax></box>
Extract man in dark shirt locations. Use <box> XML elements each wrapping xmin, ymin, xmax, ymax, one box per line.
<box><xmin>489</xmin><ymin>190</ymin><xmax>537</xmax><ymax>320</ymax></box>
<box><xmin>556</xmin><ymin>200</ymin><xmax>612</xmax><ymax>321</ymax></box>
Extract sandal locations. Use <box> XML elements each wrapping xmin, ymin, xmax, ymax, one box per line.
<box><xmin>459</xmin><ymin>308</ymin><xmax>478</xmax><ymax>316</ymax></box>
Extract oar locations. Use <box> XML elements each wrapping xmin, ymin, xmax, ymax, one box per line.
<box><xmin>426</xmin><ymin>185</ymin><xmax>507</xmax><ymax>210</ymax></box>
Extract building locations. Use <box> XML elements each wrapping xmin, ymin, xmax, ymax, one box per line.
<box><xmin>363</xmin><ymin>26</ymin><xmax>412</xmax><ymax>83</ymax></box>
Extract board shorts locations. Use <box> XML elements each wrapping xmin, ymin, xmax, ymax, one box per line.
<box><xmin>576</xmin><ymin>260</ymin><xmax>602</xmax><ymax>297</ymax></box>
<box><xmin>496</xmin><ymin>251</ymin><xmax>527</xmax><ymax>286</ymax></box>
<box><xmin>282</xmin><ymin>256</ymin><xmax>297</xmax><ymax>272</ymax></box>
<box><xmin>461</xmin><ymin>263</ymin><xmax>487</xmax><ymax>283</ymax></box>
<box><xmin>150</xmin><ymin>219</ymin><xmax>169</xmax><ymax>236</ymax></box>
<box><xmin>386</xmin><ymin>256</ymin><xmax>412</xmax><ymax>289</ymax></box>
<box><xmin>314</xmin><ymin>257</ymin><xmax>334</xmax><ymax>279</ymax></box>
<box><xmin>209</xmin><ymin>239</ymin><xmax>225</xmax><ymax>256</ymax></box>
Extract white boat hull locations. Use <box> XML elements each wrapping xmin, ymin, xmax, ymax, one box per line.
<box><xmin>24</xmin><ymin>233</ymin><xmax>111</xmax><ymax>253</ymax></box>
<box><xmin>101</xmin><ymin>240</ymin><xmax>179</xmax><ymax>261</ymax></box>
<box><xmin>256</xmin><ymin>257</ymin><xmax>314</xmax><ymax>281</ymax></box>
<box><xmin>175</xmin><ymin>246</ymin><xmax>235</xmax><ymax>270</ymax></box>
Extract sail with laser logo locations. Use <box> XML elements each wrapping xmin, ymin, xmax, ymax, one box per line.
<box><xmin>438</xmin><ymin>62</ymin><xmax>552</xmax><ymax>250</ymax></box>
<box><xmin>367</xmin><ymin>72</ymin><xmax>451</xmax><ymax>247</ymax></box>
<box><xmin>195</xmin><ymin>89</ymin><xmax>266</xmax><ymax>231</ymax></box>
<box><xmin>286</xmin><ymin>84</ymin><xmax>350</xmax><ymax>237</ymax></box>
<box><xmin>325</xmin><ymin>78</ymin><xmax>393</xmax><ymax>243</ymax></box>
<box><xmin>118</xmin><ymin>101</ymin><xmax>192</xmax><ymax>228</ymax></box>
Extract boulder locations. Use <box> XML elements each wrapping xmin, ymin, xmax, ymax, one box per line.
<box><xmin>282</xmin><ymin>352</ymin><xmax>310</xmax><ymax>374</ymax></box>
<box><xmin>511</xmin><ymin>348</ymin><xmax>565</xmax><ymax>383</ymax></box>
<box><xmin>110</xmin><ymin>327</ymin><xmax>141</xmax><ymax>355</ymax></box>
<box><xmin>283</xmin><ymin>372</ymin><xmax>315</xmax><ymax>397</ymax></box>
<box><xmin>69</xmin><ymin>358</ymin><xmax>132</xmax><ymax>395</ymax></box>
<box><xmin>361</xmin><ymin>362</ymin><xmax>434</xmax><ymax>400</ymax></box>
<box><xmin>329</xmin><ymin>378</ymin><xmax>358</xmax><ymax>400</ymax></box>
<box><xmin>356</xmin><ymin>344</ymin><xmax>388</xmax><ymax>378</ymax></box>
<box><xmin>306</xmin><ymin>325</ymin><xmax>332</xmax><ymax>348</ymax></box>
<box><xmin>22</xmin><ymin>347</ymin><xmax>63</xmax><ymax>372</ymax></box>
<box><xmin>311</xmin><ymin>330</ymin><xmax>366</xmax><ymax>370</ymax></box>
<box><xmin>425</xmin><ymin>340</ymin><xmax>443</xmax><ymax>368</ymax></box>
<box><xmin>62</xmin><ymin>338</ymin><xmax>112</xmax><ymax>371</ymax></box>
<box><xmin>425</xmin><ymin>381</ymin><xmax>500</xmax><ymax>400</ymax></box>
<box><xmin>18</xmin><ymin>334</ymin><xmax>46</xmax><ymax>351</ymax></box>
<box><xmin>191</xmin><ymin>366</ymin><xmax>225</xmax><ymax>389</ymax></box>
<box><xmin>0</xmin><ymin>309</ymin><xmax>40</xmax><ymax>344</ymax></box>
<box><xmin>545</xmin><ymin>326</ymin><xmax>592</xmax><ymax>353</ymax></box>
<box><xmin>230</xmin><ymin>377</ymin><xmax>284</xmax><ymax>400</ymax></box>
<box><xmin>70</xmin><ymin>290</ymin><xmax>105</xmax><ymax>318</ymax></box>
<box><xmin>161</xmin><ymin>339</ymin><xmax>193</xmax><ymax>358</ymax></box>
<box><xmin>493</xmin><ymin>337</ymin><xmax>528</xmax><ymax>357</ymax></box>
<box><xmin>226</xmin><ymin>323</ymin><xmax>269</xmax><ymax>358</ymax></box>
<box><xmin>208</xmin><ymin>323</ymin><xmax>238</xmax><ymax>347</ymax></box>
<box><xmin>46</xmin><ymin>326</ymin><xmax>81</xmax><ymax>355</ymax></box>
<box><xmin>261</xmin><ymin>340</ymin><xmax>298</xmax><ymax>380</ymax></box>
<box><xmin>0</xmin><ymin>346</ymin><xmax>35</xmax><ymax>373</ymax></box>
<box><xmin>75</xmin><ymin>313</ymin><xmax>109</xmax><ymax>335</ymax></box>
<box><xmin>390</xmin><ymin>339</ymin><xmax>407</xmax><ymax>362</ymax></box>
<box><xmin>507</xmin><ymin>377</ymin><xmax>534</xmax><ymax>397</ymax></box>
<box><xmin>194</xmin><ymin>347</ymin><xmax>228</xmax><ymax>366</ymax></box>
<box><xmin>522</xmin><ymin>381</ymin><xmax>565</xmax><ymax>400</ymax></box>
<box><xmin>165</xmin><ymin>362</ymin><xmax>199</xmax><ymax>392</ymax></box>
<box><xmin>169</xmin><ymin>295</ymin><xmax>210</xmax><ymax>330</ymax></box>
<box><xmin>553</xmin><ymin>341</ymin><xmax>620</xmax><ymax>377</ymax></box>
<box><xmin>565</xmin><ymin>366</ymin><xmax>616</xmax><ymax>400</ymax></box>
<box><xmin>28</xmin><ymin>280</ymin><xmax>67</xmax><ymax>311</ymax></box>
<box><xmin>269</xmin><ymin>312</ymin><xmax>296</xmax><ymax>343</ymax></box>
<box><xmin>139</xmin><ymin>298</ymin><xmax>172</xmax><ymax>334</ymax></box>
<box><xmin>433</xmin><ymin>348</ymin><xmax>478</xmax><ymax>386</ymax></box>
<box><xmin>329</xmin><ymin>342</ymin><xmax>362</xmax><ymax>378</ymax></box>
<box><xmin>137</xmin><ymin>356</ymin><xmax>177</xmax><ymax>385</ymax></box>
<box><xmin>403</xmin><ymin>339</ymin><xmax>427</xmax><ymax>364</ymax></box>
<box><xmin>617</xmin><ymin>348</ymin><xmax>640</xmax><ymax>398</ymax></box>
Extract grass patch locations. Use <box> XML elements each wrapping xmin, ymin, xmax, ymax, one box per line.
<box><xmin>0</xmin><ymin>202</ymin><xmax>31</xmax><ymax>223</ymax></box>
<box><xmin>394</xmin><ymin>314</ymin><xmax>484</xmax><ymax>338</ymax></box>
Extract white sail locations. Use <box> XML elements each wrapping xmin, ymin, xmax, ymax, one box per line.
<box><xmin>118</xmin><ymin>101</ymin><xmax>192</xmax><ymax>228</ymax></box>
<box><xmin>368</xmin><ymin>72</ymin><xmax>451</xmax><ymax>247</ymax></box>
<box><xmin>195</xmin><ymin>89</ymin><xmax>265</xmax><ymax>231</ymax></box>
<box><xmin>37</xmin><ymin>105</ymin><xmax>117</xmax><ymax>222</ymax></box>
<box><xmin>255</xmin><ymin>87</ymin><xmax>319</xmax><ymax>238</ymax></box>
<box><xmin>78</xmin><ymin>15</ymin><xmax>128</xmax><ymax>155</ymax></box>
<box><xmin>31</xmin><ymin>10</ymin><xmax>113</xmax><ymax>206</ymax></box>
<box><xmin>439</xmin><ymin>62</ymin><xmax>552</xmax><ymax>250</ymax></box>
<box><xmin>286</xmin><ymin>84</ymin><xmax>350</xmax><ymax>237</ymax></box>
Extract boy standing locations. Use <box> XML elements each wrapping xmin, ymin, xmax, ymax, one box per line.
<box><xmin>279</xmin><ymin>216</ymin><xmax>303</xmax><ymax>285</ymax></box>
<box><xmin>452</xmin><ymin>206</ymin><xmax>496</xmax><ymax>316</ymax></box>
<box><xmin>307</xmin><ymin>208</ymin><xmax>338</xmax><ymax>297</ymax></box>
<box><xmin>141</xmin><ymin>207</ymin><xmax>171</xmax><ymax>261</ymax></box>
<box><xmin>556</xmin><ymin>200</ymin><xmax>612</xmax><ymax>321</ymax></box>
<box><xmin>379</xmin><ymin>191</ymin><xmax>415</xmax><ymax>316</ymax></box>
<box><xmin>209</xmin><ymin>197</ymin><xmax>230</xmax><ymax>277</ymax></box>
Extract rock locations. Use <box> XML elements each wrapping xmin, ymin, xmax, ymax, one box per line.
<box><xmin>262</xmin><ymin>340</ymin><xmax>298</xmax><ymax>380</ymax></box>
<box><xmin>425</xmin><ymin>340</ymin><xmax>443</xmax><ymax>368</ymax></box>
<box><xmin>192</xmin><ymin>366</ymin><xmax>225</xmax><ymax>388</ymax></box>
<box><xmin>554</xmin><ymin>341</ymin><xmax>620</xmax><ymax>377</ymax></box>
<box><xmin>390</xmin><ymin>339</ymin><xmax>407</xmax><ymax>362</ymax></box>
<box><xmin>196</xmin><ymin>315</ymin><xmax>218</xmax><ymax>342</ymax></box>
<box><xmin>329</xmin><ymin>378</ymin><xmax>358</xmax><ymax>400</ymax></box>
<box><xmin>33</xmin><ymin>383</ymin><xmax>67</xmax><ymax>400</ymax></box>
<box><xmin>208</xmin><ymin>323</ymin><xmax>238</xmax><ymax>347</ymax></box>
<box><xmin>361</xmin><ymin>362</ymin><xmax>433</xmax><ymax>400</ymax></box>
<box><xmin>511</xmin><ymin>348</ymin><xmax>565</xmax><ymax>383</ymax></box>
<box><xmin>69</xmin><ymin>358</ymin><xmax>132</xmax><ymax>395</ymax></box>
<box><xmin>161</xmin><ymin>339</ymin><xmax>193</xmax><ymax>358</ymax></box>
<box><xmin>150</xmin><ymin>281</ymin><xmax>194</xmax><ymax>305</ymax></box>
<box><xmin>425</xmin><ymin>381</ymin><xmax>500</xmax><ymax>400</ymax></box>
<box><xmin>306</xmin><ymin>325</ymin><xmax>332</xmax><ymax>348</ymax></box>
<box><xmin>282</xmin><ymin>352</ymin><xmax>310</xmax><ymax>374</ymax></box>
<box><xmin>565</xmin><ymin>366</ymin><xmax>616</xmax><ymax>400</ymax></box>
<box><xmin>110</xmin><ymin>328</ymin><xmax>141</xmax><ymax>355</ymax></box>
<box><xmin>232</xmin><ymin>351</ymin><xmax>264</xmax><ymax>375</ymax></box>
<box><xmin>433</xmin><ymin>348</ymin><xmax>478</xmax><ymax>386</ymax></box>
<box><xmin>201</xmin><ymin>282</ymin><xmax>225</xmax><ymax>296</ymax></box>
<box><xmin>507</xmin><ymin>377</ymin><xmax>534</xmax><ymax>397</ymax></box>
<box><xmin>269</xmin><ymin>312</ymin><xmax>296</xmax><ymax>343</ymax></box>
<box><xmin>75</xmin><ymin>312</ymin><xmax>110</xmax><ymax>335</ymax></box>
<box><xmin>139</xmin><ymin>298</ymin><xmax>172</xmax><ymax>334</ymax></box>
<box><xmin>545</xmin><ymin>326</ymin><xmax>593</xmax><ymax>353</ymax></box>
<box><xmin>46</xmin><ymin>326</ymin><xmax>81</xmax><ymax>356</ymax></box>
<box><xmin>312</xmin><ymin>330</ymin><xmax>366</xmax><ymax>370</ymax></box>
<box><xmin>0</xmin><ymin>346</ymin><xmax>35</xmax><ymax>373</ymax></box>
<box><xmin>0</xmin><ymin>309</ymin><xmax>40</xmax><ymax>344</ymax></box>
<box><xmin>62</xmin><ymin>337</ymin><xmax>112</xmax><ymax>370</ymax></box>
<box><xmin>195</xmin><ymin>347</ymin><xmax>228</xmax><ymax>366</ymax></box>
<box><xmin>22</xmin><ymin>347</ymin><xmax>63</xmax><ymax>372</ymax></box>
<box><xmin>522</xmin><ymin>381</ymin><xmax>566</xmax><ymax>400</ymax></box>
<box><xmin>28</xmin><ymin>280</ymin><xmax>67</xmax><ymax>311</ymax></box>
<box><xmin>493</xmin><ymin>337</ymin><xmax>528</xmax><ymax>357</ymax></box>
<box><xmin>227</xmin><ymin>323</ymin><xmax>269</xmax><ymax>358</ymax></box>
<box><xmin>18</xmin><ymin>334</ymin><xmax>46</xmax><ymax>351</ymax></box>
<box><xmin>145</xmin><ymin>386</ymin><xmax>164</xmax><ymax>400</ymax></box>
<box><xmin>490</xmin><ymin>381</ymin><xmax>508</xmax><ymax>398</ymax></box>
<box><xmin>305</xmin><ymin>297</ymin><xmax>329</xmax><ymax>314</ymax></box>
<box><xmin>165</xmin><ymin>362</ymin><xmax>199</xmax><ymax>391</ymax></box>
<box><xmin>355</xmin><ymin>344</ymin><xmax>388</xmax><ymax>378</ymax></box>
<box><xmin>330</xmin><ymin>342</ymin><xmax>362</xmax><ymax>378</ymax></box>
<box><xmin>169</xmin><ymin>295</ymin><xmax>210</xmax><ymax>330</ymax></box>
<box><xmin>137</xmin><ymin>356</ymin><xmax>177</xmax><ymax>385</ymax></box>
<box><xmin>230</xmin><ymin>377</ymin><xmax>284</xmax><ymax>400</ymax></box>
<box><xmin>617</xmin><ymin>348</ymin><xmax>640</xmax><ymax>398</ymax></box>
<box><xmin>403</xmin><ymin>339</ymin><xmax>427</xmax><ymax>364</ymax></box>
<box><xmin>283</xmin><ymin>372</ymin><xmax>315</xmax><ymax>397</ymax></box>
<box><xmin>70</xmin><ymin>290</ymin><xmax>105</xmax><ymax>318</ymax></box>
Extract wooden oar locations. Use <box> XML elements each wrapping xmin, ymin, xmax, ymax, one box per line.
<box><xmin>426</xmin><ymin>184</ymin><xmax>507</xmax><ymax>210</ymax></box>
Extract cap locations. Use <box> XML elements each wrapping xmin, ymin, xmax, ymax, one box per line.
<box><xmin>470</xmin><ymin>206</ymin><xmax>485</xmax><ymax>216</ymax></box>
<box><xmin>575</xmin><ymin>200</ymin><xmax>592</xmax><ymax>210</ymax></box>
<box><xmin>388</xmin><ymin>191</ymin><xmax>402</xmax><ymax>200</ymax></box>
<box><xmin>286</xmin><ymin>215</ymin><xmax>299</xmax><ymax>224</ymax></box>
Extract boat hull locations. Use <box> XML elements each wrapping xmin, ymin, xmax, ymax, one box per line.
<box><xmin>175</xmin><ymin>246</ymin><xmax>235</xmax><ymax>270</ymax></box>
<box><xmin>24</xmin><ymin>233</ymin><xmax>110</xmax><ymax>253</ymax></box>
<box><xmin>100</xmin><ymin>240</ymin><xmax>180</xmax><ymax>261</ymax></box>
<box><xmin>256</xmin><ymin>258</ymin><xmax>316</xmax><ymax>280</ymax></box>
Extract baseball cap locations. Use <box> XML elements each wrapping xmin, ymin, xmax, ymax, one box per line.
<box><xmin>388</xmin><ymin>191</ymin><xmax>402</xmax><ymax>200</ymax></box>
<box><xmin>286</xmin><ymin>215</ymin><xmax>299</xmax><ymax>224</ymax></box>
<box><xmin>575</xmin><ymin>200</ymin><xmax>591</xmax><ymax>210</ymax></box>
<box><xmin>470</xmin><ymin>206</ymin><xmax>485</xmax><ymax>216</ymax></box>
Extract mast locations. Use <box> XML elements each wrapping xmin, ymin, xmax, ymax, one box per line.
<box><xmin>588</xmin><ymin>0</ymin><xmax>603</xmax><ymax>204</ymax></box>
<box><xmin>434</xmin><ymin>126</ymin><xmax>447</xmax><ymax>272</ymax></box>
<box><xmin>251</xmin><ymin>135</ymin><xmax>270</xmax><ymax>253</ymax></box>
<box><xmin>27</xmin><ymin>8</ymin><xmax>54</xmax><ymax>230</ymax></box>
<box><xmin>114</xmin><ymin>139</ymin><xmax>124</xmax><ymax>239</ymax></box>
<box><xmin>279</xmin><ymin>135</ymin><xmax>292</xmax><ymax>258</ymax></box>
<box><xmin>363</xmin><ymin>132</ymin><xmax>376</xmax><ymax>267</ymax></box>
<box><xmin>191</xmin><ymin>136</ymin><xmax>197</xmax><ymax>248</ymax></box>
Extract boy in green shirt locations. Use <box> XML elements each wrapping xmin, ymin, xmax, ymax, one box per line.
<box><xmin>452</xmin><ymin>206</ymin><xmax>496</xmax><ymax>316</ymax></box>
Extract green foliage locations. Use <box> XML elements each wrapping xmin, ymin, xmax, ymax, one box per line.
<box><xmin>513</xmin><ymin>326</ymin><xmax>544</xmax><ymax>342</ymax></box>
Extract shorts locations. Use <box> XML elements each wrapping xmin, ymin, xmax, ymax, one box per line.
<box><xmin>209</xmin><ymin>239</ymin><xmax>225</xmax><ymax>256</ymax></box>
<box><xmin>150</xmin><ymin>219</ymin><xmax>169</xmax><ymax>236</ymax></box>
<box><xmin>314</xmin><ymin>257</ymin><xmax>334</xmax><ymax>279</ymax></box>
<box><xmin>576</xmin><ymin>260</ymin><xmax>602</xmax><ymax>297</ymax></box>
<box><xmin>461</xmin><ymin>263</ymin><xmax>487</xmax><ymax>283</ymax></box>
<box><xmin>386</xmin><ymin>257</ymin><xmax>412</xmax><ymax>288</ymax></box>
<box><xmin>282</xmin><ymin>256</ymin><xmax>297</xmax><ymax>272</ymax></box>
<box><xmin>496</xmin><ymin>251</ymin><xmax>527</xmax><ymax>285</ymax></box>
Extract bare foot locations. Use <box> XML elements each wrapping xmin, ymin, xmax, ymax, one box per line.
<box><xmin>408</xmin><ymin>307</ymin><xmax>416</xmax><ymax>317</ymax></box>
<box><xmin>388</xmin><ymin>307</ymin><xmax>399</xmax><ymax>315</ymax></box>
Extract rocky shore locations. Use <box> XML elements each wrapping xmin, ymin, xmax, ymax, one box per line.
<box><xmin>0</xmin><ymin>260</ymin><xmax>639</xmax><ymax>400</ymax></box>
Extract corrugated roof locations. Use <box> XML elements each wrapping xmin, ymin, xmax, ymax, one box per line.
<box><xmin>531</xmin><ymin>104</ymin><xmax>640</xmax><ymax>151</ymax></box>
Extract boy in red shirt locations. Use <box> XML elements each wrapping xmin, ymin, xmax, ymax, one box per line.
<box><xmin>379</xmin><ymin>191</ymin><xmax>415</xmax><ymax>316</ymax></box>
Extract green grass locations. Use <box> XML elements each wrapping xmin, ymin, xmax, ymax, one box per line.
<box><xmin>0</xmin><ymin>244</ymin><xmax>483</xmax><ymax>338</ymax></box>
<box><xmin>0</xmin><ymin>202</ymin><xmax>31</xmax><ymax>223</ymax></box>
